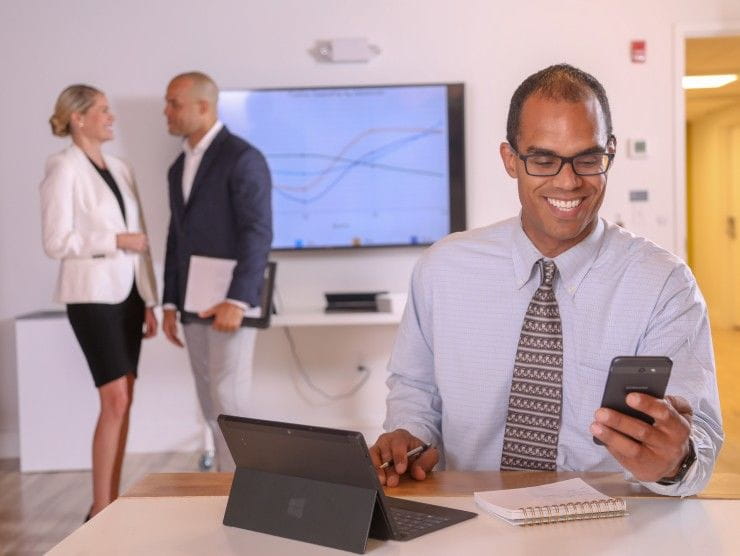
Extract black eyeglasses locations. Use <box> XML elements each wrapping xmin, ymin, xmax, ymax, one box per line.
<box><xmin>512</xmin><ymin>148</ymin><xmax>615</xmax><ymax>177</ymax></box>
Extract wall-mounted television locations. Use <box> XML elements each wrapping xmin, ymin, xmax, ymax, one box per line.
<box><xmin>218</xmin><ymin>83</ymin><xmax>465</xmax><ymax>250</ymax></box>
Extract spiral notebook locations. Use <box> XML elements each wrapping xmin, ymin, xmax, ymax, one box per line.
<box><xmin>474</xmin><ymin>478</ymin><xmax>627</xmax><ymax>526</ymax></box>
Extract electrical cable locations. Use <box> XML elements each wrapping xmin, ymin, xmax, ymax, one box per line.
<box><xmin>273</xmin><ymin>284</ymin><xmax>372</xmax><ymax>401</ymax></box>
<box><xmin>282</xmin><ymin>327</ymin><xmax>372</xmax><ymax>401</ymax></box>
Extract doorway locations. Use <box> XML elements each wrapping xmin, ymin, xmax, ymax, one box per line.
<box><xmin>684</xmin><ymin>34</ymin><xmax>740</xmax><ymax>329</ymax></box>
<box><xmin>682</xmin><ymin>29</ymin><xmax>740</xmax><ymax>474</ymax></box>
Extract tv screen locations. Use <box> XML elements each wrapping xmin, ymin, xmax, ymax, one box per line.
<box><xmin>218</xmin><ymin>83</ymin><xmax>465</xmax><ymax>250</ymax></box>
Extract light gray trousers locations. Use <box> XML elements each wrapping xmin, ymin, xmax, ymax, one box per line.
<box><xmin>183</xmin><ymin>322</ymin><xmax>257</xmax><ymax>472</ymax></box>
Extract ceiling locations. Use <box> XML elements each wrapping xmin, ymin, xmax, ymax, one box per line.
<box><xmin>685</xmin><ymin>36</ymin><xmax>740</xmax><ymax>123</ymax></box>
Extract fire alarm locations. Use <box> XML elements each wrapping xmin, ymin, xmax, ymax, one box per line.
<box><xmin>630</xmin><ymin>40</ymin><xmax>646</xmax><ymax>63</ymax></box>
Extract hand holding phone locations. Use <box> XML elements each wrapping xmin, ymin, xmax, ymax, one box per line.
<box><xmin>593</xmin><ymin>356</ymin><xmax>672</xmax><ymax>445</ymax></box>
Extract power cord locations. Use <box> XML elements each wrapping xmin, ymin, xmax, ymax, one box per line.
<box><xmin>274</xmin><ymin>283</ymin><xmax>372</xmax><ymax>402</ymax></box>
<box><xmin>282</xmin><ymin>326</ymin><xmax>372</xmax><ymax>401</ymax></box>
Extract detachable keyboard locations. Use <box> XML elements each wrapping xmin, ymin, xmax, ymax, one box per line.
<box><xmin>389</xmin><ymin>506</ymin><xmax>450</xmax><ymax>536</ymax></box>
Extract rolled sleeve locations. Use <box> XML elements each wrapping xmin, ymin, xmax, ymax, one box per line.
<box><xmin>636</xmin><ymin>265</ymin><xmax>723</xmax><ymax>496</ymax></box>
<box><xmin>384</xmin><ymin>260</ymin><xmax>444</xmax><ymax>448</ymax></box>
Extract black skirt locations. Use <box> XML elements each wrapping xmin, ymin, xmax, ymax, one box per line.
<box><xmin>67</xmin><ymin>285</ymin><xmax>145</xmax><ymax>388</ymax></box>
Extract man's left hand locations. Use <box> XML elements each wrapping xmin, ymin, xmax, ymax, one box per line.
<box><xmin>591</xmin><ymin>394</ymin><xmax>693</xmax><ymax>483</ymax></box>
<box><xmin>199</xmin><ymin>301</ymin><xmax>244</xmax><ymax>332</ymax></box>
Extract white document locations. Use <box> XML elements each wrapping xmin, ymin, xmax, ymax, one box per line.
<box><xmin>184</xmin><ymin>255</ymin><xmax>237</xmax><ymax>314</ymax></box>
<box><xmin>184</xmin><ymin>255</ymin><xmax>262</xmax><ymax>316</ymax></box>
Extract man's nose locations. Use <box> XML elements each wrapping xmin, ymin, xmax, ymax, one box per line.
<box><xmin>552</xmin><ymin>160</ymin><xmax>580</xmax><ymax>189</ymax></box>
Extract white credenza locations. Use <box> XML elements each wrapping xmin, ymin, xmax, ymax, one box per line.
<box><xmin>15</xmin><ymin>307</ymin><xmax>402</xmax><ymax>472</ymax></box>
<box><xmin>15</xmin><ymin>311</ymin><xmax>203</xmax><ymax>472</ymax></box>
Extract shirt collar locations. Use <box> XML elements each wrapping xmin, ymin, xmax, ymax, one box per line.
<box><xmin>182</xmin><ymin>120</ymin><xmax>223</xmax><ymax>156</ymax></box>
<box><xmin>511</xmin><ymin>216</ymin><xmax>606</xmax><ymax>297</ymax></box>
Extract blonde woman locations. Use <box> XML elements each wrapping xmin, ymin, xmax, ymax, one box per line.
<box><xmin>41</xmin><ymin>85</ymin><xmax>158</xmax><ymax>519</ymax></box>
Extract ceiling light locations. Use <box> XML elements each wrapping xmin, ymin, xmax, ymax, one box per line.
<box><xmin>682</xmin><ymin>74</ymin><xmax>738</xmax><ymax>89</ymax></box>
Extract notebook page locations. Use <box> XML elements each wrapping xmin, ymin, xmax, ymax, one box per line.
<box><xmin>474</xmin><ymin>478</ymin><xmax>612</xmax><ymax>520</ymax></box>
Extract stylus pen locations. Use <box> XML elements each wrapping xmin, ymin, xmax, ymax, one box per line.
<box><xmin>379</xmin><ymin>443</ymin><xmax>431</xmax><ymax>469</ymax></box>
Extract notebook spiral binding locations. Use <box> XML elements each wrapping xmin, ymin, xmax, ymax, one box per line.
<box><xmin>519</xmin><ymin>497</ymin><xmax>627</xmax><ymax>526</ymax></box>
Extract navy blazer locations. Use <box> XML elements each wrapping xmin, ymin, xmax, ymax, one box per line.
<box><xmin>163</xmin><ymin>126</ymin><xmax>272</xmax><ymax>323</ymax></box>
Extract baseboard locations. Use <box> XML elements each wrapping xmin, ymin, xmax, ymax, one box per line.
<box><xmin>0</xmin><ymin>428</ymin><xmax>19</xmax><ymax>459</ymax></box>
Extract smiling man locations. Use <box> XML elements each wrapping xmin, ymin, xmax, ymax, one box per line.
<box><xmin>370</xmin><ymin>64</ymin><xmax>722</xmax><ymax>496</ymax></box>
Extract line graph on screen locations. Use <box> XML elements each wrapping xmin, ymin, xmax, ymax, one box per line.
<box><xmin>219</xmin><ymin>84</ymin><xmax>462</xmax><ymax>249</ymax></box>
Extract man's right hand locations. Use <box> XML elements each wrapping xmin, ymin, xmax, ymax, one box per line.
<box><xmin>369</xmin><ymin>429</ymin><xmax>438</xmax><ymax>487</ymax></box>
<box><xmin>162</xmin><ymin>309</ymin><xmax>184</xmax><ymax>347</ymax></box>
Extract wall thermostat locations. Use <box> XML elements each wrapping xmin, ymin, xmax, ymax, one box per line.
<box><xmin>627</xmin><ymin>139</ymin><xmax>648</xmax><ymax>159</ymax></box>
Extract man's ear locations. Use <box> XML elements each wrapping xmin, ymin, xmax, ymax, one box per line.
<box><xmin>500</xmin><ymin>142</ymin><xmax>518</xmax><ymax>178</ymax></box>
<box><xmin>607</xmin><ymin>134</ymin><xmax>617</xmax><ymax>153</ymax></box>
<box><xmin>197</xmin><ymin>99</ymin><xmax>209</xmax><ymax>115</ymax></box>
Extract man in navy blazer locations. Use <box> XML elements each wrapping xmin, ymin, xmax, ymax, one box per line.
<box><xmin>162</xmin><ymin>71</ymin><xmax>272</xmax><ymax>471</ymax></box>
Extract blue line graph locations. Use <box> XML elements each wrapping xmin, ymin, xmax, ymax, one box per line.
<box><xmin>270</xmin><ymin>125</ymin><xmax>443</xmax><ymax>204</ymax></box>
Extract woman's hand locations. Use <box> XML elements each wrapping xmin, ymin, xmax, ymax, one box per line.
<box><xmin>116</xmin><ymin>232</ymin><xmax>148</xmax><ymax>253</ymax></box>
<box><xmin>143</xmin><ymin>307</ymin><xmax>158</xmax><ymax>339</ymax></box>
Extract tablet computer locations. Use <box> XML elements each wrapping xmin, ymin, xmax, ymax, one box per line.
<box><xmin>218</xmin><ymin>415</ymin><xmax>475</xmax><ymax>553</ymax></box>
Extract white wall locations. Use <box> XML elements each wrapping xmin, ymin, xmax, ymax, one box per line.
<box><xmin>2</xmin><ymin>0</ymin><xmax>740</xmax><ymax>458</ymax></box>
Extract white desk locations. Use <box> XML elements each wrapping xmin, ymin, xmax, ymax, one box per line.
<box><xmin>48</xmin><ymin>494</ymin><xmax>740</xmax><ymax>555</ymax></box>
<box><xmin>48</xmin><ymin>471</ymin><xmax>740</xmax><ymax>555</ymax></box>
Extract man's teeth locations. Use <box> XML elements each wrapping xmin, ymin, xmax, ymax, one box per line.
<box><xmin>547</xmin><ymin>198</ymin><xmax>581</xmax><ymax>210</ymax></box>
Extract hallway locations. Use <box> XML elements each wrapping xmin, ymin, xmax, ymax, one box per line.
<box><xmin>713</xmin><ymin>328</ymin><xmax>740</xmax><ymax>472</ymax></box>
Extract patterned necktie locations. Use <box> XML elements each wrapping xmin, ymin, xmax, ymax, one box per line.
<box><xmin>501</xmin><ymin>259</ymin><xmax>563</xmax><ymax>471</ymax></box>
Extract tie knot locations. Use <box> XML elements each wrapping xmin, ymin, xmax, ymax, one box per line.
<box><xmin>539</xmin><ymin>259</ymin><xmax>556</xmax><ymax>287</ymax></box>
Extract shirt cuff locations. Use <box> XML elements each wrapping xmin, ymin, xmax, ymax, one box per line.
<box><xmin>637</xmin><ymin>461</ymin><xmax>701</xmax><ymax>497</ymax></box>
<box><xmin>389</xmin><ymin>423</ymin><xmax>437</xmax><ymax>448</ymax></box>
<box><xmin>225</xmin><ymin>298</ymin><xmax>248</xmax><ymax>312</ymax></box>
<box><xmin>162</xmin><ymin>303</ymin><xmax>177</xmax><ymax>311</ymax></box>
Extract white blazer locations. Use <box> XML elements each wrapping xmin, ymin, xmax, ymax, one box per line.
<box><xmin>40</xmin><ymin>144</ymin><xmax>158</xmax><ymax>306</ymax></box>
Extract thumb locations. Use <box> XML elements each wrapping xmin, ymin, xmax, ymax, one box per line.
<box><xmin>666</xmin><ymin>395</ymin><xmax>693</xmax><ymax>417</ymax></box>
<box><xmin>416</xmin><ymin>447</ymin><xmax>439</xmax><ymax>472</ymax></box>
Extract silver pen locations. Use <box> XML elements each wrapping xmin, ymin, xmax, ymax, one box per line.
<box><xmin>379</xmin><ymin>443</ymin><xmax>431</xmax><ymax>469</ymax></box>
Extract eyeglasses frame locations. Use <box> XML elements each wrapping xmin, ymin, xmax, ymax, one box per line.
<box><xmin>510</xmin><ymin>144</ymin><xmax>616</xmax><ymax>177</ymax></box>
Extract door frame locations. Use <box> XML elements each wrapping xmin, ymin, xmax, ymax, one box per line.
<box><xmin>673</xmin><ymin>21</ymin><xmax>740</xmax><ymax>261</ymax></box>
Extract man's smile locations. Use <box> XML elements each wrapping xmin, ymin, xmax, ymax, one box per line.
<box><xmin>546</xmin><ymin>197</ymin><xmax>583</xmax><ymax>211</ymax></box>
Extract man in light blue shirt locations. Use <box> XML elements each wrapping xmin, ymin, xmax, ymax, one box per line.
<box><xmin>370</xmin><ymin>64</ymin><xmax>722</xmax><ymax>496</ymax></box>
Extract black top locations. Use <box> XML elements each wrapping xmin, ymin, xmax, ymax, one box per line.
<box><xmin>87</xmin><ymin>156</ymin><xmax>126</xmax><ymax>223</ymax></box>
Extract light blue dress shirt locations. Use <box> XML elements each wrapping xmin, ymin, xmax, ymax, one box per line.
<box><xmin>384</xmin><ymin>217</ymin><xmax>722</xmax><ymax>496</ymax></box>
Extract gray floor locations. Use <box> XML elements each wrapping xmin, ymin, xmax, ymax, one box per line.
<box><xmin>0</xmin><ymin>451</ymin><xmax>201</xmax><ymax>555</ymax></box>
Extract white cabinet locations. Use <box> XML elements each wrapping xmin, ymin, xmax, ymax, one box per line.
<box><xmin>15</xmin><ymin>311</ymin><xmax>204</xmax><ymax>472</ymax></box>
<box><xmin>15</xmin><ymin>308</ymin><xmax>401</xmax><ymax>472</ymax></box>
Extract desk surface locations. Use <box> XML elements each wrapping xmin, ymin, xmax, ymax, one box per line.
<box><xmin>123</xmin><ymin>470</ymin><xmax>740</xmax><ymax>500</ymax></box>
<box><xmin>49</xmin><ymin>472</ymin><xmax>740</xmax><ymax>555</ymax></box>
<box><xmin>51</xmin><ymin>493</ymin><xmax>740</xmax><ymax>555</ymax></box>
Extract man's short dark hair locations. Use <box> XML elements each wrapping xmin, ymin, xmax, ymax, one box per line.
<box><xmin>506</xmin><ymin>64</ymin><xmax>613</xmax><ymax>150</ymax></box>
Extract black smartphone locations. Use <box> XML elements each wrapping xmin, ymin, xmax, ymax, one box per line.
<box><xmin>593</xmin><ymin>356</ymin><xmax>673</xmax><ymax>445</ymax></box>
